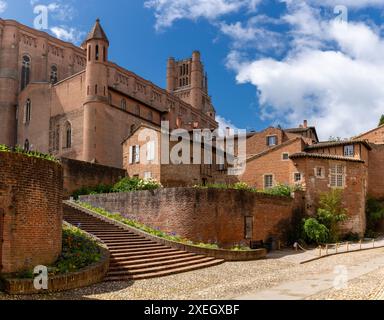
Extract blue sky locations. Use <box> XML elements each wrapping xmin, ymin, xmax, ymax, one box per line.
<box><xmin>1</xmin><ymin>0</ymin><xmax>384</xmax><ymax>139</ymax></box>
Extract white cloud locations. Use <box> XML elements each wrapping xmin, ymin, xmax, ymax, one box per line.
<box><xmin>219</xmin><ymin>18</ymin><xmax>285</xmax><ymax>53</ymax></box>
<box><xmin>228</xmin><ymin>20</ymin><xmax>384</xmax><ymax>139</ymax></box>
<box><xmin>216</xmin><ymin>115</ymin><xmax>239</xmax><ymax>133</ymax></box>
<box><xmin>0</xmin><ymin>0</ymin><xmax>7</xmax><ymax>13</ymax></box>
<box><xmin>144</xmin><ymin>0</ymin><xmax>261</xmax><ymax>30</ymax></box>
<box><xmin>30</xmin><ymin>1</ymin><xmax>76</xmax><ymax>21</ymax></box>
<box><xmin>309</xmin><ymin>0</ymin><xmax>384</xmax><ymax>8</ymax></box>
<box><xmin>50</xmin><ymin>26</ymin><xmax>85</xmax><ymax>44</ymax></box>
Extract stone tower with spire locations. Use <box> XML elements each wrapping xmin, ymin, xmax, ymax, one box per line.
<box><xmin>82</xmin><ymin>18</ymin><xmax>109</xmax><ymax>163</ymax></box>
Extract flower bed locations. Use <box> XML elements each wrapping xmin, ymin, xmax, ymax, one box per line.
<box><xmin>0</xmin><ymin>224</ymin><xmax>110</xmax><ymax>295</ymax></box>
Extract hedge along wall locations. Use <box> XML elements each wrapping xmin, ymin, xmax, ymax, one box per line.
<box><xmin>61</xmin><ymin>157</ymin><xmax>126</xmax><ymax>198</ymax></box>
<box><xmin>80</xmin><ymin>188</ymin><xmax>301</xmax><ymax>248</ymax></box>
<box><xmin>0</xmin><ymin>152</ymin><xmax>63</xmax><ymax>274</ymax></box>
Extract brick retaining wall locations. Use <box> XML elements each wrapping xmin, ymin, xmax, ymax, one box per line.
<box><xmin>80</xmin><ymin>188</ymin><xmax>299</xmax><ymax>248</ymax></box>
<box><xmin>0</xmin><ymin>152</ymin><xmax>63</xmax><ymax>274</ymax></box>
<box><xmin>61</xmin><ymin>157</ymin><xmax>126</xmax><ymax>198</ymax></box>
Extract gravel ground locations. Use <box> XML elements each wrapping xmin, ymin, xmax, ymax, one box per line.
<box><xmin>2</xmin><ymin>248</ymin><xmax>384</xmax><ymax>300</ymax></box>
<box><xmin>307</xmin><ymin>266</ymin><xmax>384</xmax><ymax>300</ymax></box>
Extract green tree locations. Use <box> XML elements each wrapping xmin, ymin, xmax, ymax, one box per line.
<box><xmin>379</xmin><ymin>115</ymin><xmax>384</xmax><ymax>127</ymax></box>
<box><xmin>316</xmin><ymin>189</ymin><xmax>348</xmax><ymax>242</ymax></box>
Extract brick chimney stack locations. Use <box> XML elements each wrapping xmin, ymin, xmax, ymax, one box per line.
<box><xmin>303</xmin><ymin>120</ymin><xmax>308</xmax><ymax>128</ymax></box>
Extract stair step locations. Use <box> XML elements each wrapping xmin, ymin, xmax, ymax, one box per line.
<box><xmin>110</xmin><ymin>248</ymin><xmax>177</xmax><ymax>258</ymax></box>
<box><xmin>109</xmin><ymin>253</ymin><xmax>196</xmax><ymax>267</ymax></box>
<box><xmin>108</xmin><ymin>245</ymin><xmax>166</xmax><ymax>253</ymax></box>
<box><xmin>105</xmin><ymin>259</ymin><xmax>224</xmax><ymax>281</ymax></box>
<box><xmin>107</xmin><ymin>257</ymin><xmax>216</xmax><ymax>276</ymax></box>
<box><xmin>110</xmin><ymin>250</ymin><xmax>186</xmax><ymax>261</ymax></box>
<box><xmin>64</xmin><ymin>202</ymin><xmax>225</xmax><ymax>282</ymax></box>
<box><xmin>103</xmin><ymin>240</ymin><xmax>158</xmax><ymax>248</ymax></box>
<box><xmin>109</xmin><ymin>255</ymin><xmax>205</xmax><ymax>271</ymax></box>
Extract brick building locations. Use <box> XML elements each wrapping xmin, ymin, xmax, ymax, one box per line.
<box><xmin>239</xmin><ymin>122</ymin><xmax>384</xmax><ymax>236</ymax></box>
<box><xmin>122</xmin><ymin>124</ymin><xmax>236</xmax><ymax>187</ymax></box>
<box><xmin>0</xmin><ymin>18</ymin><xmax>217</xmax><ymax>168</ymax></box>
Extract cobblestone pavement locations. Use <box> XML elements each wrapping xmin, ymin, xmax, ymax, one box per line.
<box><xmin>1</xmin><ymin>248</ymin><xmax>384</xmax><ymax>300</ymax></box>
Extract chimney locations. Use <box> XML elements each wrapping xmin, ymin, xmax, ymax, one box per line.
<box><xmin>303</xmin><ymin>120</ymin><xmax>308</xmax><ymax>128</ymax></box>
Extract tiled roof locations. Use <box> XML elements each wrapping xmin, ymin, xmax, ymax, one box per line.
<box><xmin>290</xmin><ymin>152</ymin><xmax>365</xmax><ymax>163</ymax></box>
<box><xmin>85</xmin><ymin>19</ymin><xmax>109</xmax><ymax>43</ymax></box>
<box><xmin>305</xmin><ymin>140</ymin><xmax>372</xmax><ymax>151</ymax></box>
<box><xmin>246</xmin><ymin>137</ymin><xmax>303</xmax><ymax>163</ymax></box>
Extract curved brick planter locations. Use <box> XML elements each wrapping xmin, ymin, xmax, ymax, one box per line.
<box><xmin>65</xmin><ymin>201</ymin><xmax>267</xmax><ymax>261</ymax></box>
<box><xmin>0</xmin><ymin>152</ymin><xmax>63</xmax><ymax>274</ymax></box>
<box><xmin>0</xmin><ymin>228</ymin><xmax>110</xmax><ymax>295</ymax></box>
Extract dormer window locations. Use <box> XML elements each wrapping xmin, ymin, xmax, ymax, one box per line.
<box><xmin>267</xmin><ymin>135</ymin><xmax>277</xmax><ymax>146</ymax></box>
<box><xmin>344</xmin><ymin>145</ymin><xmax>354</xmax><ymax>157</ymax></box>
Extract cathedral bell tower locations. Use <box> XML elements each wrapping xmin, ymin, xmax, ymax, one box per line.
<box><xmin>82</xmin><ymin>18</ymin><xmax>109</xmax><ymax>163</ymax></box>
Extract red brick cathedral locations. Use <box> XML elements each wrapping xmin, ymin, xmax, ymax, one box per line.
<box><xmin>0</xmin><ymin>18</ymin><xmax>217</xmax><ymax>168</ymax></box>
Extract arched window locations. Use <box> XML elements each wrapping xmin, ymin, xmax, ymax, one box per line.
<box><xmin>121</xmin><ymin>99</ymin><xmax>127</xmax><ymax>111</ymax></box>
<box><xmin>88</xmin><ymin>45</ymin><xmax>91</xmax><ymax>61</ymax></box>
<box><xmin>24</xmin><ymin>99</ymin><xmax>31</xmax><ymax>124</ymax></box>
<box><xmin>24</xmin><ymin>139</ymin><xmax>30</xmax><ymax>152</ymax></box>
<box><xmin>21</xmin><ymin>55</ymin><xmax>31</xmax><ymax>90</ymax></box>
<box><xmin>50</xmin><ymin>65</ymin><xmax>58</xmax><ymax>84</ymax></box>
<box><xmin>65</xmin><ymin>122</ymin><xmax>72</xmax><ymax>149</ymax></box>
<box><xmin>95</xmin><ymin>45</ymin><xmax>99</xmax><ymax>61</ymax></box>
<box><xmin>103</xmin><ymin>46</ymin><xmax>106</xmax><ymax>62</ymax></box>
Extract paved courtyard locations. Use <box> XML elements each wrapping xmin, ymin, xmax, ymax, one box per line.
<box><xmin>1</xmin><ymin>248</ymin><xmax>384</xmax><ymax>300</ymax></box>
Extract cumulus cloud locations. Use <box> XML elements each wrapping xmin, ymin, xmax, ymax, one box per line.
<box><xmin>228</xmin><ymin>19</ymin><xmax>384</xmax><ymax>139</ymax></box>
<box><xmin>219</xmin><ymin>17</ymin><xmax>286</xmax><ymax>53</ymax></box>
<box><xmin>309</xmin><ymin>0</ymin><xmax>384</xmax><ymax>8</ymax></box>
<box><xmin>145</xmin><ymin>0</ymin><xmax>384</xmax><ymax>139</ymax></box>
<box><xmin>144</xmin><ymin>0</ymin><xmax>261</xmax><ymax>30</ymax></box>
<box><xmin>0</xmin><ymin>0</ymin><xmax>7</xmax><ymax>13</ymax></box>
<box><xmin>216</xmin><ymin>115</ymin><xmax>239</xmax><ymax>133</ymax></box>
<box><xmin>50</xmin><ymin>26</ymin><xmax>85</xmax><ymax>44</ymax></box>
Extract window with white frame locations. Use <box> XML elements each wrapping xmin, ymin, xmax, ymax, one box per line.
<box><xmin>146</xmin><ymin>141</ymin><xmax>155</xmax><ymax>161</ymax></box>
<box><xmin>294</xmin><ymin>172</ymin><xmax>302</xmax><ymax>183</ymax></box>
<box><xmin>344</xmin><ymin>145</ymin><xmax>354</xmax><ymax>157</ymax></box>
<box><xmin>129</xmin><ymin>145</ymin><xmax>140</xmax><ymax>164</ymax></box>
<box><xmin>267</xmin><ymin>135</ymin><xmax>277</xmax><ymax>146</ymax></box>
<box><xmin>330</xmin><ymin>164</ymin><xmax>346</xmax><ymax>188</ymax></box>
<box><xmin>282</xmin><ymin>153</ymin><xmax>289</xmax><ymax>161</ymax></box>
<box><xmin>264</xmin><ymin>175</ymin><xmax>274</xmax><ymax>189</ymax></box>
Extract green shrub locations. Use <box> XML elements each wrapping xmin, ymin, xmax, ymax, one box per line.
<box><xmin>303</xmin><ymin>218</ymin><xmax>329</xmax><ymax>244</ymax></box>
<box><xmin>0</xmin><ymin>144</ymin><xmax>58</xmax><ymax>162</ymax></box>
<box><xmin>262</xmin><ymin>184</ymin><xmax>301</xmax><ymax>197</ymax></box>
<box><xmin>366</xmin><ymin>198</ymin><xmax>384</xmax><ymax>237</ymax></box>
<box><xmin>303</xmin><ymin>190</ymin><xmax>348</xmax><ymax>244</ymax></box>
<box><xmin>316</xmin><ymin>189</ymin><xmax>347</xmax><ymax>242</ymax></box>
<box><xmin>112</xmin><ymin>177</ymin><xmax>162</xmax><ymax>193</ymax></box>
<box><xmin>72</xmin><ymin>184</ymin><xmax>113</xmax><ymax>199</ymax></box>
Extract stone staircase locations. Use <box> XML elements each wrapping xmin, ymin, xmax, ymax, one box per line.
<box><xmin>63</xmin><ymin>202</ymin><xmax>224</xmax><ymax>281</ymax></box>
